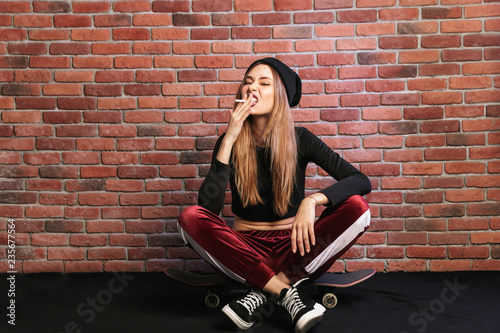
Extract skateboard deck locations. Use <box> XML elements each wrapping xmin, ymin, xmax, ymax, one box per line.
<box><xmin>165</xmin><ymin>268</ymin><xmax>375</xmax><ymax>308</ymax></box>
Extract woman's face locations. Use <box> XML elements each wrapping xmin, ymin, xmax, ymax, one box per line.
<box><xmin>241</xmin><ymin>64</ymin><xmax>275</xmax><ymax>116</ymax></box>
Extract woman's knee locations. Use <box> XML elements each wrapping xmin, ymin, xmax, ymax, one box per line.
<box><xmin>345</xmin><ymin>194</ymin><xmax>370</xmax><ymax>212</ymax></box>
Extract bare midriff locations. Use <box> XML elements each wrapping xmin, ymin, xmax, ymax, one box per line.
<box><xmin>232</xmin><ymin>215</ymin><xmax>295</xmax><ymax>231</ymax></box>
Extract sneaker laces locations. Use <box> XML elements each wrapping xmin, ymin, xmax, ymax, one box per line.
<box><xmin>281</xmin><ymin>288</ymin><xmax>306</xmax><ymax>321</ymax></box>
<box><xmin>236</xmin><ymin>290</ymin><xmax>267</xmax><ymax>316</ymax></box>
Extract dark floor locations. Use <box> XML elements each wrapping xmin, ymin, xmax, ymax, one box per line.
<box><xmin>1</xmin><ymin>271</ymin><xmax>499</xmax><ymax>333</ymax></box>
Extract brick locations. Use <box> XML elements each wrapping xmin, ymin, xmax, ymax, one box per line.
<box><xmin>79</xmin><ymin>193</ymin><xmax>118</xmax><ymax>206</ymax></box>
<box><xmin>379</xmin><ymin>8</ymin><xmax>419</xmax><ymax>21</ymax></box>
<box><xmin>34</xmin><ymin>1</ymin><xmax>70</xmax><ymax>13</ymax></box>
<box><xmin>379</xmin><ymin>121</ymin><xmax>418</xmax><ymax>134</ymax></box>
<box><xmin>27</xmin><ymin>179</ymin><xmax>63</xmax><ymax>191</ymax></box>
<box><xmin>110</xmin><ymin>0</ymin><xmax>148</xmax><ymax>12</ymax></box>
<box><xmin>326</xmin><ymin>81</ymin><xmax>364</xmax><ymax>93</ymax></box>
<box><xmin>407</xmin><ymin>246</ymin><xmax>447</xmax><ymax>258</ymax></box>
<box><xmin>445</xmin><ymin>189</ymin><xmax>484</xmax><ymax>202</ymax></box>
<box><xmin>384</xmin><ymin>149</ymin><xmax>422</xmax><ymax>162</ymax></box>
<box><xmin>26</xmin><ymin>206</ymin><xmax>64</xmax><ymax>218</ymax></box>
<box><xmin>173</xmin><ymin>14</ymin><xmax>210</xmax><ymax>27</ymax></box>
<box><xmin>424</xmin><ymin>148</ymin><xmax>466</xmax><ymax>161</ymax></box>
<box><xmin>3</xmin><ymin>110</ymin><xmax>41</xmax><ymax>122</ymax></box>
<box><xmin>441</xmin><ymin>49</ymin><xmax>482</xmax><ymax>62</ymax></box>
<box><xmin>420</xmin><ymin>64</ymin><xmax>461</xmax><ymax>76</ymax></box>
<box><xmin>44</xmin><ymin>83</ymin><xmax>82</xmax><ymax>96</ymax></box>
<box><xmin>338</xmin><ymin>10</ymin><xmax>377</xmax><ymax>23</ymax></box>
<box><xmin>422</xmin><ymin>7</ymin><xmax>462</xmax><ymax>19</ymax></box>
<box><xmin>471</xmin><ymin>231</ymin><xmax>500</xmax><ymax>244</ymax></box>
<box><xmin>73</xmin><ymin>56</ymin><xmax>113</xmax><ymax>69</ymax></box>
<box><xmin>73</xmin><ymin>1</ymin><xmax>110</xmax><ymax>13</ymax></box>
<box><xmin>92</xmin><ymin>43</ymin><xmax>130</xmax><ymax>54</ymax></box>
<box><xmin>337</xmin><ymin>38</ymin><xmax>377</xmax><ymax>50</ymax></box>
<box><xmin>406</xmin><ymin>218</ymin><xmax>446</xmax><ymax>231</ymax></box>
<box><xmin>299</xmin><ymin>67</ymin><xmax>337</xmax><ymax>80</ymax></box>
<box><xmin>379</xmin><ymin>65</ymin><xmax>417</xmax><ymax>78</ymax></box>
<box><xmin>401</xmin><ymin>134</ymin><xmax>446</xmax><ymax>150</ymax></box>
<box><xmin>36</xmin><ymin>138</ymin><xmax>74</xmax><ymax>151</ymax></box>
<box><xmin>465</xmin><ymin>4</ymin><xmax>500</xmax><ymax>18</ymax></box>
<box><xmin>381</xmin><ymin>93</ymin><xmax>420</xmax><ymax>106</ymax></box>
<box><xmin>463</xmin><ymin>62</ymin><xmax>500</xmax><ymax>75</ymax></box>
<box><xmin>8</xmin><ymin>42</ymin><xmax>47</xmax><ymax>55</ymax></box>
<box><xmin>424</xmin><ymin>176</ymin><xmax>463</xmax><ymax>189</ymax></box>
<box><xmin>485</xmin><ymin>18</ymin><xmax>500</xmax><ymax>32</ymax></box>
<box><xmin>358</xmin><ymin>52</ymin><xmax>396</xmax><ymax>65</ymax></box>
<box><xmin>133</xmin><ymin>13</ymin><xmax>172</xmax><ymax>26</ymax></box>
<box><xmin>422</xmin><ymin>92</ymin><xmax>462</xmax><ymax>105</ymax></box>
<box><xmin>55</xmin><ymin>71</ymin><xmax>94</xmax><ymax>83</ymax></box>
<box><xmin>0</xmin><ymin>55</ymin><xmax>28</xmax><ymax>68</ymax></box>
<box><xmin>136</xmin><ymin>124</ymin><xmax>176</xmax><ymax>136</ymax></box>
<box><xmin>315</xmin><ymin>25</ymin><xmax>354</xmax><ymax>38</ymax></box>
<box><xmin>403</xmin><ymin>163</ymin><xmax>442</xmax><ymax>175</ymax></box>
<box><xmin>387</xmin><ymin>232</ymin><xmax>426</xmax><ymax>245</ymax></box>
<box><xmin>463</xmin><ymin>119</ymin><xmax>500</xmax><ymax>132</ymax></box>
<box><xmin>125</xmin><ymin>111</ymin><xmax>163</xmax><ymax>123</ymax></box>
<box><xmin>294</xmin><ymin>12</ymin><xmax>334</xmax><ymax>24</ymax></box>
<box><xmin>398</xmin><ymin>22</ymin><xmax>438</xmax><ymax>35</ymax></box>
<box><xmin>120</xmin><ymin>193</ymin><xmax>160</xmax><ymax>206</ymax></box>
<box><xmin>470</xmin><ymin>147</ymin><xmax>500</xmax><ymax>160</ymax></box>
<box><xmin>54</xmin><ymin>15</ymin><xmax>92</xmax><ymax>28</ymax></box>
<box><xmin>137</xmin><ymin>71</ymin><xmax>175</xmax><ymax>84</ymax></box>
<box><xmin>23</xmin><ymin>261</ymin><xmax>64</xmax><ymax>273</ymax></box>
<box><xmin>0</xmin><ymin>138</ymin><xmax>35</xmax><ymax>151</ymax></box>
<box><xmin>61</xmin><ymin>153</ymin><xmax>100</xmax><ymax>169</ymax></box>
<box><xmin>24</xmin><ymin>152</ymin><xmax>60</xmax><ymax>165</ymax></box>
<box><xmin>191</xmin><ymin>28</ymin><xmax>230</xmax><ymax>41</ymax></box>
<box><xmin>466</xmin><ymin>90</ymin><xmax>500</xmax><ymax>104</ymax></box>
<box><xmin>379</xmin><ymin>36</ymin><xmax>418</xmax><ymax>49</ymax></box>
<box><xmin>464</xmin><ymin>34</ymin><xmax>500</xmax><ymax>47</ymax></box>
<box><xmin>29</xmin><ymin>29</ymin><xmax>70</xmax><ymax>40</ymax></box>
<box><xmin>357</xmin><ymin>23</ymin><xmax>395</xmax><ymax>36</ymax></box>
<box><xmin>215</xmin><ymin>33</ymin><xmax>250</xmax><ymax>46</ymax></box>
<box><xmin>274</xmin><ymin>0</ymin><xmax>312</xmax><ymax>10</ymax></box>
<box><xmin>468</xmin><ymin>203</ymin><xmax>500</xmax><ymax>216</ymax></box>
<box><xmin>442</xmin><ymin>20</ymin><xmax>482</xmax><ymax>33</ymax></box>
<box><xmin>0</xmin><ymin>151</ymin><xmax>20</xmax><ymax>164</ymax></box>
<box><xmin>446</xmin><ymin>133</ymin><xmax>485</xmax><ymax>146</ymax></box>
<box><xmin>339</xmin><ymin>66</ymin><xmax>376</xmax><ymax>79</ymax></box>
<box><xmin>400</xmin><ymin>50</ymin><xmax>439</xmax><ymax>64</ymax></box>
<box><xmin>449</xmin><ymin>218</ymin><xmax>489</xmax><ymax>231</ymax></box>
<box><xmin>152</xmin><ymin>0</ymin><xmax>189</xmax><ymax>12</ymax></box>
<box><xmin>445</xmin><ymin>162</ymin><xmax>485</xmax><ymax>174</ymax></box>
<box><xmin>118</xmin><ymin>166</ymin><xmax>157</xmax><ymax>179</ymax></box>
<box><xmin>80</xmin><ymin>166</ymin><xmax>117</xmax><ymax>178</ymax></box>
<box><xmin>115</xmin><ymin>56</ymin><xmax>152</xmax><ymax>69</ymax></box>
<box><xmin>212</xmin><ymin>13</ymin><xmax>249</xmax><ymax>26</ymax></box>
<box><xmin>424</xmin><ymin>204</ymin><xmax>465</xmax><ymax>218</ymax></box>
<box><xmin>94</xmin><ymin>14</ymin><xmax>131</xmax><ymax>27</ymax></box>
<box><xmin>421</xmin><ymin>35</ymin><xmax>461</xmax><ymax>48</ymax></box>
<box><xmin>58</xmin><ymin>97</ymin><xmax>95</xmax><ymax>110</ymax></box>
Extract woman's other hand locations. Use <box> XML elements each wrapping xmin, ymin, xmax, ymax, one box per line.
<box><xmin>291</xmin><ymin>197</ymin><xmax>317</xmax><ymax>256</ymax></box>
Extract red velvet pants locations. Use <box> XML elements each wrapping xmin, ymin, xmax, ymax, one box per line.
<box><xmin>177</xmin><ymin>195</ymin><xmax>370</xmax><ymax>290</ymax></box>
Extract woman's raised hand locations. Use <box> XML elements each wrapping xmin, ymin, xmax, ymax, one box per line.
<box><xmin>215</xmin><ymin>95</ymin><xmax>254</xmax><ymax>165</ymax></box>
<box><xmin>225</xmin><ymin>95</ymin><xmax>254</xmax><ymax>144</ymax></box>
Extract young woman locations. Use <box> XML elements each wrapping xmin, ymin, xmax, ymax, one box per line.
<box><xmin>177</xmin><ymin>58</ymin><xmax>372</xmax><ymax>333</ymax></box>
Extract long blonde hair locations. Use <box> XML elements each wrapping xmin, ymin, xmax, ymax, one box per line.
<box><xmin>232</xmin><ymin>63</ymin><xmax>297</xmax><ymax>216</ymax></box>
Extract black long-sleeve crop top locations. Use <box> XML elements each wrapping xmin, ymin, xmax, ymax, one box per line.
<box><xmin>197</xmin><ymin>127</ymin><xmax>372</xmax><ymax>222</ymax></box>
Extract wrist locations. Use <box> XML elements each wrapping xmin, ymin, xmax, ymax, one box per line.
<box><xmin>305</xmin><ymin>196</ymin><xmax>318</xmax><ymax>207</ymax></box>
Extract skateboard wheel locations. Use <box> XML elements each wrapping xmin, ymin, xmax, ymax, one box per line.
<box><xmin>322</xmin><ymin>293</ymin><xmax>338</xmax><ymax>308</ymax></box>
<box><xmin>205</xmin><ymin>293</ymin><xmax>220</xmax><ymax>308</ymax></box>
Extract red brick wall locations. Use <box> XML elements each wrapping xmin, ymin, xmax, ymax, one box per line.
<box><xmin>1</xmin><ymin>1</ymin><xmax>499</xmax><ymax>274</ymax></box>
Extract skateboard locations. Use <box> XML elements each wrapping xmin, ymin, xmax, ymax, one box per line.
<box><xmin>165</xmin><ymin>268</ymin><xmax>375</xmax><ymax>309</ymax></box>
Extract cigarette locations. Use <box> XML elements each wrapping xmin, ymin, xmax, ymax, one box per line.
<box><xmin>235</xmin><ymin>99</ymin><xmax>246</xmax><ymax>103</ymax></box>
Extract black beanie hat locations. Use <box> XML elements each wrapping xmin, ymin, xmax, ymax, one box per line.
<box><xmin>246</xmin><ymin>57</ymin><xmax>302</xmax><ymax>107</ymax></box>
